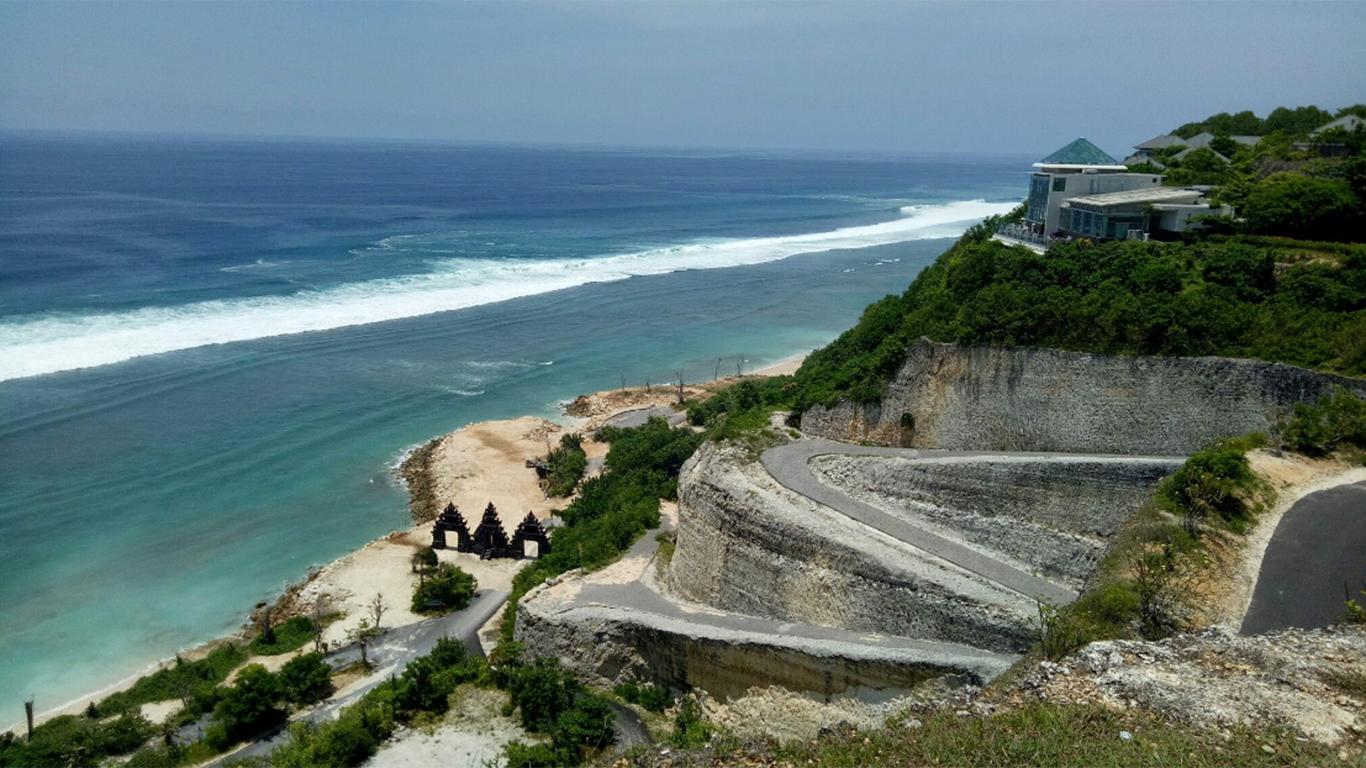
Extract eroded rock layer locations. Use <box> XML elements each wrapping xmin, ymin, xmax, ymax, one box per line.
<box><xmin>800</xmin><ymin>339</ymin><xmax>1365</xmax><ymax>453</ymax></box>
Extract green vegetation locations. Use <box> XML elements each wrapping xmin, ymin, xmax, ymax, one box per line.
<box><xmin>686</xmin><ymin>376</ymin><xmax>796</xmax><ymax>440</ymax></box>
<box><xmin>497</xmin><ymin>417</ymin><xmax>701</xmax><ymax>645</ymax></box>
<box><xmin>767</xmin><ymin>701</ymin><xmax>1344</xmax><ymax>768</ymax></box>
<box><xmin>94</xmin><ymin>643</ymin><xmax>248</xmax><ymax>716</ymax></box>
<box><xmin>792</xmin><ymin>234</ymin><xmax>1365</xmax><ymax>410</ymax></box>
<box><xmin>668</xmin><ymin>694</ymin><xmax>715</xmax><ymax>749</ymax></box>
<box><xmin>411</xmin><ymin>562</ymin><xmax>478</xmax><ymax>614</ymax></box>
<box><xmin>278</xmin><ymin>653</ymin><xmax>334</xmax><ymax>707</ymax></box>
<box><xmin>1282</xmin><ymin>387</ymin><xmax>1366</xmax><ymax>459</ymax></box>
<box><xmin>270</xmin><ymin>637</ymin><xmax>483</xmax><ymax>768</ymax></box>
<box><xmin>205</xmin><ymin>664</ymin><xmax>286</xmax><ymax>750</ymax></box>
<box><xmin>1173</xmin><ymin>105</ymin><xmax>1344</xmax><ymax>138</ymax></box>
<box><xmin>0</xmin><ymin>711</ymin><xmax>155</xmax><ymax>767</ymax></box>
<box><xmin>500</xmin><ymin>657</ymin><xmax>615</xmax><ymax>766</ymax></box>
<box><xmin>614</xmin><ymin>680</ymin><xmax>673</xmax><ymax>713</ymax></box>
<box><xmin>1156</xmin><ymin>439</ymin><xmax>1264</xmax><ymax>534</ymax></box>
<box><xmin>543</xmin><ymin>432</ymin><xmax>588</xmax><ymax>497</ymax></box>
<box><xmin>250</xmin><ymin>616</ymin><xmax>319</xmax><ymax>656</ymax></box>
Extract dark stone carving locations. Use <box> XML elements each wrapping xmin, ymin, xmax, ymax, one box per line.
<box><xmin>471</xmin><ymin>502</ymin><xmax>514</xmax><ymax>559</ymax></box>
<box><xmin>432</xmin><ymin>502</ymin><xmax>471</xmax><ymax>551</ymax></box>
<box><xmin>511</xmin><ymin>512</ymin><xmax>552</xmax><ymax>559</ymax></box>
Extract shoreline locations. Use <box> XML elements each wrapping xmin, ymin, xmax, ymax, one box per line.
<box><xmin>12</xmin><ymin>351</ymin><xmax>807</xmax><ymax>734</ymax></box>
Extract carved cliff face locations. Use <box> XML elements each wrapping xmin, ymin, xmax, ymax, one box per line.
<box><xmin>801</xmin><ymin>339</ymin><xmax>1365</xmax><ymax>454</ymax></box>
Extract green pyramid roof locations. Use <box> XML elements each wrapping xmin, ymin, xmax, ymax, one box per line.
<box><xmin>1039</xmin><ymin>138</ymin><xmax>1119</xmax><ymax>166</ymax></box>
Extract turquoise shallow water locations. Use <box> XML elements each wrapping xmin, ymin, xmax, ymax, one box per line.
<box><xmin>0</xmin><ymin>136</ymin><xmax>1024</xmax><ymax>713</ymax></box>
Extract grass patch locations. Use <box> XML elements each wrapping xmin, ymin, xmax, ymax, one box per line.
<box><xmin>249</xmin><ymin>616</ymin><xmax>319</xmax><ymax>656</ymax></box>
<box><xmin>95</xmin><ymin>643</ymin><xmax>248</xmax><ymax>715</ymax></box>
<box><xmin>0</xmin><ymin>711</ymin><xmax>156</xmax><ymax>767</ymax></box>
<box><xmin>771</xmin><ymin>702</ymin><xmax>1344</xmax><ymax>767</ymax></box>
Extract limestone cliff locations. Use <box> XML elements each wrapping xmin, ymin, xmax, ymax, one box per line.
<box><xmin>800</xmin><ymin>339</ymin><xmax>1366</xmax><ymax>453</ymax></box>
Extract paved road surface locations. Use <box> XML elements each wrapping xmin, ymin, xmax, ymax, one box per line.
<box><xmin>603</xmin><ymin>405</ymin><xmax>687</xmax><ymax>429</ymax></box>
<box><xmin>213</xmin><ymin>588</ymin><xmax>507</xmax><ymax>764</ymax></box>
<box><xmin>527</xmin><ymin>520</ymin><xmax>1019</xmax><ymax>682</ymax></box>
<box><xmin>762</xmin><ymin>440</ymin><xmax>1182</xmax><ymax>605</ymax></box>
<box><xmin>1242</xmin><ymin>481</ymin><xmax>1366</xmax><ymax>635</ymax></box>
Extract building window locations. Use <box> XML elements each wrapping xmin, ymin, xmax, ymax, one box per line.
<box><xmin>1052</xmin><ymin>177</ymin><xmax>1066</xmax><ymax>192</ymax></box>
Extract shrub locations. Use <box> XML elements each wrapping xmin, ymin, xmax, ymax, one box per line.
<box><xmin>503</xmin><ymin>740</ymin><xmax>567</xmax><ymax>767</ymax></box>
<box><xmin>669</xmin><ymin>695</ymin><xmax>714</xmax><ymax>748</ymax></box>
<box><xmin>504</xmin><ymin>658</ymin><xmax>579</xmax><ymax>732</ymax></box>
<box><xmin>1242</xmin><ymin>173</ymin><xmax>1360</xmax><ymax>241</ymax></box>
<box><xmin>1157</xmin><ymin>445</ymin><xmax>1258</xmax><ymax>533</ymax></box>
<box><xmin>544</xmin><ymin>433</ymin><xmax>589</xmax><ymax>497</ymax></box>
<box><xmin>411</xmin><ymin>563</ymin><xmax>478</xmax><ymax>614</ymax></box>
<box><xmin>97</xmin><ymin>643</ymin><xmax>247</xmax><ymax>714</ymax></box>
<box><xmin>279</xmin><ymin>652</ymin><xmax>334</xmax><ymax>707</ymax></box>
<box><xmin>615</xmin><ymin>680</ymin><xmax>673</xmax><ymax>712</ymax></box>
<box><xmin>1282</xmin><ymin>387</ymin><xmax>1366</xmax><ymax>457</ymax></box>
<box><xmin>1035</xmin><ymin>601</ymin><xmax>1091</xmax><ymax>661</ymax></box>
<box><xmin>0</xmin><ymin>712</ymin><xmax>157</xmax><ymax>767</ymax></box>
<box><xmin>211</xmin><ymin>664</ymin><xmax>286</xmax><ymax>745</ymax></box>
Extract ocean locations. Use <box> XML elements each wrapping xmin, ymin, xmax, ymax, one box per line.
<box><xmin>0</xmin><ymin>134</ymin><xmax>1024</xmax><ymax>713</ymax></box>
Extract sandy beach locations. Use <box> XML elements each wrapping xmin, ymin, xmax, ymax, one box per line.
<box><xmin>14</xmin><ymin>351</ymin><xmax>807</xmax><ymax>734</ymax></box>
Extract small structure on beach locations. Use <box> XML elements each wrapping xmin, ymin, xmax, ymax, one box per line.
<box><xmin>471</xmin><ymin>502</ymin><xmax>515</xmax><ymax>559</ymax></box>
<box><xmin>431</xmin><ymin>503</ymin><xmax>472</xmax><ymax>551</ymax></box>
<box><xmin>511</xmin><ymin>512</ymin><xmax>552</xmax><ymax>559</ymax></box>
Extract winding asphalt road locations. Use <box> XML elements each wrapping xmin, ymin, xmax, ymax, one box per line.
<box><xmin>211</xmin><ymin>588</ymin><xmax>508</xmax><ymax>764</ymax></box>
<box><xmin>1242</xmin><ymin>481</ymin><xmax>1366</xmax><ymax>635</ymax></box>
<box><xmin>527</xmin><ymin>514</ymin><xmax>1020</xmax><ymax>682</ymax></box>
<box><xmin>761</xmin><ymin>440</ymin><xmax>1184</xmax><ymax>606</ymax></box>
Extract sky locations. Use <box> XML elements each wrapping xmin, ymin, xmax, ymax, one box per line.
<box><xmin>2</xmin><ymin>1</ymin><xmax>1364</xmax><ymax>157</ymax></box>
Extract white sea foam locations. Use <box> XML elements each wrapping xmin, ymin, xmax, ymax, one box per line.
<box><xmin>0</xmin><ymin>199</ymin><xmax>1016</xmax><ymax>382</ymax></box>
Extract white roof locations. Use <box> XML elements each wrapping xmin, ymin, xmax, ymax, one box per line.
<box><xmin>1065</xmin><ymin>188</ymin><xmax>1203</xmax><ymax>207</ymax></box>
<box><xmin>1312</xmin><ymin>114</ymin><xmax>1365</xmax><ymax>135</ymax></box>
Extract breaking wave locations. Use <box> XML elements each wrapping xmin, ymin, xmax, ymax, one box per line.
<box><xmin>0</xmin><ymin>199</ymin><xmax>1015</xmax><ymax>382</ymax></box>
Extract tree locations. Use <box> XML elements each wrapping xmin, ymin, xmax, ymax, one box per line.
<box><xmin>279</xmin><ymin>652</ymin><xmax>334</xmax><ymax>707</ymax></box>
<box><xmin>1241</xmin><ymin>172</ymin><xmax>1359</xmax><ymax>241</ymax></box>
<box><xmin>346</xmin><ymin>619</ymin><xmax>381</xmax><ymax>669</ymax></box>
<box><xmin>411</xmin><ymin>563</ymin><xmax>478</xmax><ymax>614</ymax></box>
<box><xmin>367</xmin><ymin>593</ymin><xmax>386</xmax><ymax>631</ymax></box>
<box><xmin>309</xmin><ymin>594</ymin><xmax>333</xmax><ymax>654</ymax></box>
<box><xmin>211</xmin><ymin>664</ymin><xmax>285</xmax><ymax>744</ymax></box>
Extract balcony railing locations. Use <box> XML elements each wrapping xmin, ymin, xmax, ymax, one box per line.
<box><xmin>994</xmin><ymin>222</ymin><xmax>1051</xmax><ymax>247</ymax></box>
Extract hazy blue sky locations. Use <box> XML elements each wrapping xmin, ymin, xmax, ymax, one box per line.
<box><xmin>2</xmin><ymin>1</ymin><xmax>1364</xmax><ymax>156</ymax></box>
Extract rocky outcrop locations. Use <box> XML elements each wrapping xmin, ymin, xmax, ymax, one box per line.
<box><xmin>800</xmin><ymin>339</ymin><xmax>1365</xmax><ymax>453</ymax></box>
<box><xmin>669</xmin><ymin>443</ymin><xmax>1039</xmax><ymax>653</ymax></box>
<box><xmin>809</xmin><ymin>453</ymin><xmax>1181</xmax><ymax>588</ymax></box>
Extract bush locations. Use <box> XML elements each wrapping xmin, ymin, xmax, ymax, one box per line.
<box><xmin>211</xmin><ymin>664</ymin><xmax>286</xmax><ymax>745</ymax></box>
<box><xmin>411</xmin><ymin>562</ymin><xmax>478</xmax><ymax>614</ymax></box>
<box><xmin>1035</xmin><ymin>601</ymin><xmax>1091</xmax><ymax>661</ymax></box>
<box><xmin>279</xmin><ymin>652</ymin><xmax>334</xmax><ymax>707</ymax></box>
<box><xmin>669</xmin><ymin>695</ymin><xmax>714</xmax><ymax>748</ymax></box>
<box><xmin>615</xmin><ymin>680</ymin><xmax>673</xmax><ymax>712</ymax></box>
<box><xmin>504</xmin><ymin>658</ymin><xmax>579</xmax><ymax>732</ymax></box>
<box><xmin>0</xmin><ymin>712</ymin><xmax>157</xmax><ymax>767</ymax></box>
<box><xmin>1242</xmin><ymin>173</ymin><xmax>1361</xmax><ymax>241</ymax></box>
<box><xmin>1157</xmin><ymin>444</ymin><xmax>1259</xmax><ymax>533</ymax></box>
<box><xmin>96</xmin><ymin>643</ymin><xmax>247</xmax><ymax>715</ymax></box>
<box><xmin>1282</xmin><ymin>387</ymin><xmax>1366</xmax><ymax>457</ymax></box>
<box><xmin>544</xmin><ymin>433</ymin><xmax>589</xmax><ymax>497</ymax></box>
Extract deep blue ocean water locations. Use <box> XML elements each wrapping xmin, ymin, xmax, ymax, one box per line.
<box><xmin>0</xmin><ymin>134</ymin><xmax>1024</xmax><ymax>714</ymax></box>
